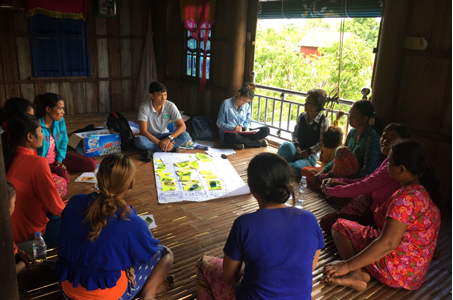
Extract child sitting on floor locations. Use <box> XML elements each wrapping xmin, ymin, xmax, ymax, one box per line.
<box><xmin>7</xmin><ymin>181</ymin><xmax>58</xmax><ymax>292</ymax></box>
<box><xmin>303</xmin><ymin>112</ymin><xmax>345</xmax><ymax>189</ymax></box>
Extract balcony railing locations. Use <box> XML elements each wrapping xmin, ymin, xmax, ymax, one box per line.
<box><xmin>250</xmin><ymin>84</ymin><xmax>357</xmax><ymax>141</ymax></box>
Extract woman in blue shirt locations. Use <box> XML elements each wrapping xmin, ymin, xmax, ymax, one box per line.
<box><xmin>216</xmin><ymin>84</ymin><xmax>269</xmax><ymax>150</ymax></box>
<box><xmin>195</xmin><ymin>153</ymin><xmax>325</xmax><ymax>299</ymax></box>
<box><xmin>34</xmin><ymin>93</ymin><xmax>97</xmax><ymax>183</ymax></box>
<box><xmin>56</xmin><ymin>153</ymin><xmax>175</xmax><ymax>300</ymax></box>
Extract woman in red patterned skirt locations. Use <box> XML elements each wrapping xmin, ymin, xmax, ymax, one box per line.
<box><xmin>322</xmin><ymin>140</ymin><xmax>441</xmax><ymax>291</ymax></box>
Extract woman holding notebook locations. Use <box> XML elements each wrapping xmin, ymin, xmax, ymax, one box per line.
<box><xmin>216</xmin><ymin>83</ymin><xmax>269</xmax><ymax>150</ymax></box>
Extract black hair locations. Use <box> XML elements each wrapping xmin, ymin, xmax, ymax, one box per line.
<box><xmin>391</xmin><ymin>139</ymin><xmax>441</xmax><ymax>207</ymax></box>
<box><xmin>323</xmin><ymin>126</ymin><xmax>344</xmax><ymax>148</ymax></box>
<box><xmin>238</xmin><ymin>84</ymin><xmax>255</xmax><ymax>100</ymax></box>
<box><xmin>6</xmin><ymin>181</ymin><xmax>16</xmax><ymax>204</ymax></box>
<box><xmin>307</xmin><ymin>89</ymin><xmax>327</xmax><ymax>112</ymax></box>
<box><xmin>33</xmin><ymin>93</ymin><xmax>63</xmax><ymax>119</ymax></box>
<box><xmin>352</xmin><ymin>100</ymin><xmax>384</xmax><ymax>134</ymax></box>
<box><xmin>352</xmin><ymin>100</ymin><xmax>374</xmax><ymax>121</ymax></box>
<box><xmin>2</xmin><ymin>112</ymin><xmax>41</xmax><ymax>172</ymax></box>
<box><xmin>383</xmin><ymin>123</ymin><xmax>411</xmax><ymax>139</ymax></box>
<box><xmin>149</xmin><ymin>82</ymin><xmax>167</xmax><ymax>94</ymax></box>
<box><xmin>0</xmin><ymin>98</ymin><xmax>33</xmax><ymax>124</ymax></box>
<box><xmin>247</xmin><ymin>153</ymin><xmax>295</xmax><ymax>205</ymax></box>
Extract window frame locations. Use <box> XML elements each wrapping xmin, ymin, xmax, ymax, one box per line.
<box><xmin>184</xmin><ymin>25</ymin><xmax>211</xmax><ymax>81</ymax></box>
<box><xmin>29</xmin><ymin>14</ymin><xmax>91</xmax><ymax>78</ymax></box>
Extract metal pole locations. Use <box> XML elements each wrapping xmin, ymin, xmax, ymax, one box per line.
<box><xmin>0</xmin><ymin>137</ymin><xmax>20</xmax><ymax>299</ymax></box>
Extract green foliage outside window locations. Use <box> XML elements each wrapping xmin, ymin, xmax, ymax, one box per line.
<box><xmin>253</xmin><ymin>19</ymin><xmax>378</xmax><ymax>129</ymax></box>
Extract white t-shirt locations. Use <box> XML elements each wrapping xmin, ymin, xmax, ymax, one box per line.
<box><xmin>137</xmin><ymin>99</ymin><xmax>181</xmax><ymax>135</ymax></box>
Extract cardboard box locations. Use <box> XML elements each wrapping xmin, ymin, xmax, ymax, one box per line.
<box><xmin>68</xmin><ymin>129</ymin><xmax>121</xmax><ymax>157</ymax></box>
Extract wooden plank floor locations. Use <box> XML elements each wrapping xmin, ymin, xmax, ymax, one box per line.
<box><xmin>18</xmin><ymin>112</ymin><xmax>452</xmax><ymax>300</ymax></box>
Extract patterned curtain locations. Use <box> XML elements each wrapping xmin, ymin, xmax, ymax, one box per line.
<box><xmin>23</xmin><ymin>0</ymin><xmax>89</xmax><ymax>20</ymax></box>
<box><xmin>180</xmin><ymin>0</ymin><xmax>216</xmax><ymax>92</ymax></box>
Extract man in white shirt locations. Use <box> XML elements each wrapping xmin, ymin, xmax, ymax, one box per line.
<box><xmin>135</xmin><ymin>82</ymin><xmax>191</xmax><ymax>161</ymax></box>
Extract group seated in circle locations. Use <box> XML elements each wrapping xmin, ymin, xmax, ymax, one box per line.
<box><xmin>0</xmin><ymin>83</ymin><xmax>442</xmax><ymax>298</ymax></box>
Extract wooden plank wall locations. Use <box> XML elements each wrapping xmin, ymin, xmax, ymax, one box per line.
<box><xmin>153</xmin><ymin>0</ymin><xmax>256</xmax><ymax>122</ymax></box>
<box><xmin>0</xmin><ymin>0</ymin><xmax>150</xmax><ymax>114</ymax></box>
<box><xmin>372</xmin><ymin>0</ymin><xmax>452</xmax><ymax>205</ymax></box>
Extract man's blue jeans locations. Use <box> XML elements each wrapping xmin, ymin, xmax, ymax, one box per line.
<box><xmin>134</xmin><ymin>131</ymin><xmax>191</xmax><ymax>152</ymax></box>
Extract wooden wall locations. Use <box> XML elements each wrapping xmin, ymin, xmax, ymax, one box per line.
<box><xmin>152</xmin><ymin>0</ymin><xmax>257</xmax><ymax>122</ymax></box>
<box><xmin>0</xmin><ymin>0</ymin><xmax>150</xmax><ymax>114</ymax></box>
<box><xmin>372</xmin><ymin>0</ymin><xmax>452</xmax><ymax>204</ymax></box>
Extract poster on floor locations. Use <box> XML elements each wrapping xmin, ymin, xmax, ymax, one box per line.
<box><xmin>153</xmin><ymin>153</ymin><xmax>250</xmax><ymax>204</ymax></box>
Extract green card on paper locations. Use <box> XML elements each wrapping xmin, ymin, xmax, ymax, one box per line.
<box><xmin>175</xmin><ymin>162</ymin><xmax>190</xmax><ymax>168</ymax></box>
<box><xmin>162</xmin><ymin>186</ymin><xmax>177</xmax><ymax>191</ymax></box>
<box><xmin>160</xmin><ymin>176</ymin><xmax>174</xmax><ymax>182</ymax></box>
<box><xmin>196</xmin><ymin>153</ymin><xmax>209</xmax><ymax>160</ymax></box>
<box><xmin>180</xmin><ymin>175</ymin><xmax>191</xmax><ymax>181</ymax></box>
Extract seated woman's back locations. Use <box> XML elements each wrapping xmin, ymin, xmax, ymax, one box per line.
<box><xmin>225</xmin><ymin>207</ymin><xmax>323</xmax><ymax>299</ymax></box>
<box><xmin>223</xmin><ymin>153</ymin><xmax>325</xmax><ymax>300</ymax></box>
<box><xmin>57</xmin><ymin>154</ymin><xmax>174</xmax><ymax>300</ymax></box>
<box><xmin>57</xmin><ymin>192</ymin><xmax>159</xmax><ymax>280</ymax></box>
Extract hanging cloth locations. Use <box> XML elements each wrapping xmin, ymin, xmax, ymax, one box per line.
<box><xmin>180</xmin><ymin>0</ymin><xmax>216</xmax><ymax>92</ymax></box>
<box><xmin>23</xmin><ymin>0</ymin><xmax>89</xmax><ymax>20</ymax></box>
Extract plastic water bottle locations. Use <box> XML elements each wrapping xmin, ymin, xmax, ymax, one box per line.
<box><xmin>297</xmin><ymin>176</ymin><xmax>307</xmax><ymax>208</ymax></box>
<box><xmin>33</xmin><ymin>232</ymin><xmax>47</xmax><ymax>263</ymax></box>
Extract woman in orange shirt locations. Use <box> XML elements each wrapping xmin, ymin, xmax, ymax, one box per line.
<box><xmin>3</xmin><ymin>112</ymin><xmax>65</xmax><ymax>248</ymax></box>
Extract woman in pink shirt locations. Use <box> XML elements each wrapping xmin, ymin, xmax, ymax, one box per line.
<box><xmin>319</xmin><ymin>124</ymin><xmax>411</xmax><ymax>235</ymax></box>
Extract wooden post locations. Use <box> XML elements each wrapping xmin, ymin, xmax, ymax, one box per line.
<box><xmin>226</xmin><ymin>0</ymin><xmax>248</xmax><ymax>97</ymax></box>
<box><xmin>244</xmin><ymin>0</ymin><xmax>259</xmax><ymax>83</ymax></box>
<box><xmin>371</xmin><ymin>0</ymin><xmax>410</xmax><ymax>124</ymax></box>
<box><xmin>0</xmin><ymin>137</ymin><xmax>19</xmax><ymax>299</ymax></box>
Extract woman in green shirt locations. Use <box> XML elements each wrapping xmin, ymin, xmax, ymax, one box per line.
<box><xmin>311</xmin><ymin>100</ymin><xmax>382</xmax><ymax>189</ymax></box>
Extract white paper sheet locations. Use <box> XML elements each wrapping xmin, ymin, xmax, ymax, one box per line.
<box><xmin>153</xmin><ymin>153</ymin><xmax>249</xmax><ymax>203</ymax></box>
<box><xmin>75</xmin><ymin>172</ymin><xmax>97</xmax><ymax>183</ymax></box>
<box><xmin>138</xmin><ymin>214</ymin><xmax>157</xmax><ymax>229</ymax></box>
<box><xmin>205</xmin><ymin>148</ymin><xmax>236</xmax><ymax>156</ymax></box>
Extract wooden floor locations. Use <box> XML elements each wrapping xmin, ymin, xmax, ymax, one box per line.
<box><xmin>19</xmin><ymin>112</ymin><xmax>452</xmax><ymax>300</ymax></box>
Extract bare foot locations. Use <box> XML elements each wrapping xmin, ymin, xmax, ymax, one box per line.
<box><xmin>321</xmin><ymin>270</ymin><xmax>367</xmax><ymax>291</ymax></box>
<box><xmin>156</xmin><ymin>275</ymin><xmax>176</xmax><ymax>294</ymax></box>
<box><xmin>360</xmin><ymin>269</ymin><xmax>371</xmax><ymax>283</ymax></box>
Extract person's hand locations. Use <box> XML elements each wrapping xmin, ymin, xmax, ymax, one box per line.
<box><xmin>16</xmin><ymin>261</ymin><xmax>26</xmax><ymax>274</ymax></box>
<box><xmin>234</xmin><ymin>125</ymin><xmax>242</xmax><ymax>132</ymax></box>
<box><xmin>245</xmin><ymin>128</ymin><xmax>250</xmax><ymax>132</ymax></box>
<box><xmin>295</xmin><ymin>147</ymin><xmax>303</xmax><ymax>159</ymax></box>
<box><xmin>337</xmin><ymin>110</ymin><xmax>345</xmax><ymax>118</ymax></box>
<box><xmin>55</xmin><ymin>161</ymin><xmax>66</xmax><ymax>169</ymax></box>
<box><xmin>299</xmin><ymin>150</ymin><xmax>308</xmax><ymax>159</ymax></box>
<box><xmin>314</xmin><ymin>170</ymin><xmax>324</xmax><ymax>178</ymax></box>
<box><xmin>323</xmin><ymin>261</ymin><xmax>351</xmax><ymax>278</ymax></box>
<box><xmin>17</xmin><ymin>249</ymin><xmax>35</xmax><ymax>266</ymax></box>
<box><xmin>159</xmin><ymin>138</ymin><xmax>174</xmax><ymax>152</ymax></box>
<box><xmin>321</xmin><ymin>178</ymin><xmax>331</xmax><ymax>196</ymax></box>
<box><xmin>329</xmin><ymin>180</ymin><xmax>348</xmax><ymax>187</ymax></box>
